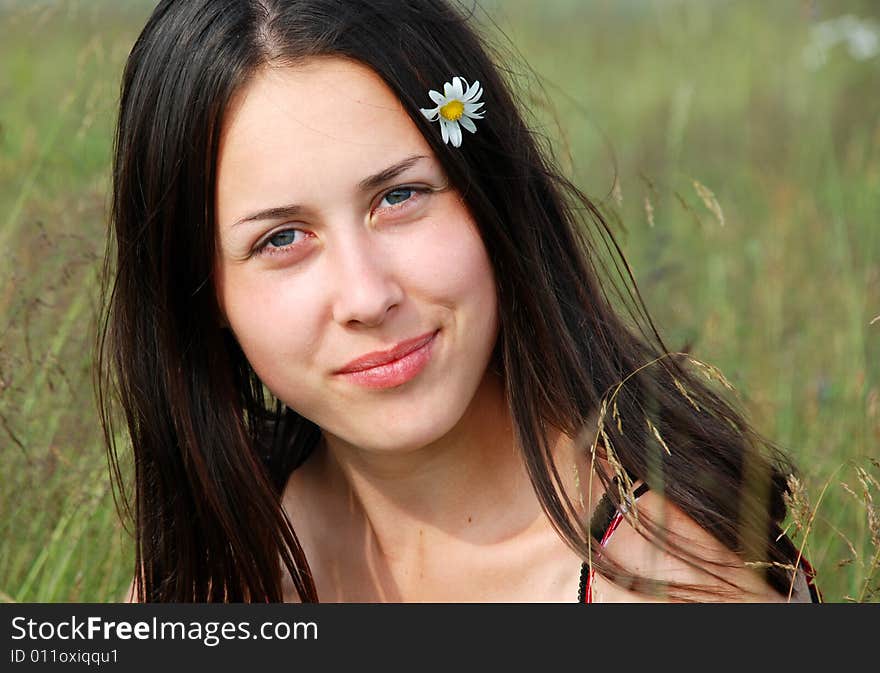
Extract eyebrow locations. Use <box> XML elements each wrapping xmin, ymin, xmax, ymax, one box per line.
<box><xmin>231</xmin><ymin>154</ymin><xmax>429</xmax><ymax>227</ymax></box>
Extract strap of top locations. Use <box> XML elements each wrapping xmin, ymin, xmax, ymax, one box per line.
<box><xmin>577</xmin><ymin>481</ymin><xmax>823</xmax><ymax>603</ymax></box>
<box><xmin>578</xmin><ymin>479</ymin><xmax>649</xmax><ymax>603</ymax></box>
<box><xmin>588</xmin><ymin>480</ymin><xmax>650</xmax><ymax>542</ymax></box>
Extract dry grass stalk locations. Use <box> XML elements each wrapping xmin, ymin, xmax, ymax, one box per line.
<box><xmin>857</xmin><ymin>468</ymin><xmax>879</xmax><ymax>545</ymax></box>
<box><xmin>841</xmin><ymin>462</ymin><xmax>880</xmax><ymax>602</ymax></box>
<box><xmin>644</xmin><ymin>194</ymin><xmax>655</xmax><ymax>228</ymax></box>
<box><xmin>673</xmin><ymin>376</ymin><xmax>701</xmax><ymax>411</ymax></box>
<box><xmin>686</xmin><ymin>356</ymin><xmax>736</xmax><ymax>392</ymax></box>
<box><xmin>841</xmin><ymin>467</ymin><xmax>880</xmax><ymax>547</ymax></box>
<box><xmin>692</xmin><ymin>179</ymin><xmax>725</xmax><ymax>227</ymax></box>
<box><xmin>592</xmin><ymin>350</ymin><xmax>733</xmax><ymax>467</ymax></box>
<box><xmin>781</xmin><ymin>468</ymin><xmax>840</xmax><ymax>601</ymax></box>
<box><xmin>744</xmin><ymin>560</ymin><xmax>799</xmax><ymax>573</ymax></box>
<box><xmin>855</xmin><ymin>466</ymin><xmax>880</xmax><ymax>601</ymax></box>
<box><xmin>742</xmin><ymin>561</ymin><xmax>806</xmax><ymax>601</ymax></box>
<box><xmin>611</xmin><ymin>398</ymin><xmax>622</xmax><ymax>434</ymax></box>
<box><xmin>592</xmin><ymin>398</ymin><xmax>638</xmax><ymax>521</ymax></box>
<box><xmin>781</xmin><ymin>474</ymin><xmax>811</xmax><ymax>541</ymax></box>
<box><xmin>645</xmin><ymin>417</ymin><xmax>671</xmax><ymax>456</ymax></box>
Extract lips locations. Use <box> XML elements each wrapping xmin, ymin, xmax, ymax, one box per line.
<box><xmin>335</xmin><ymin>330</ymin><xmax>439</xmax><ymax>374</ymax></box>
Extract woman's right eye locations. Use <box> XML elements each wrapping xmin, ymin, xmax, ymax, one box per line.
<box><xmin>256</xmin><ymin>228</ymin><xmax>309</xmax><ymax>256</ymax></box>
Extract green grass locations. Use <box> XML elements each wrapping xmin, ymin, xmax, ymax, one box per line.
<box><xmin>0</xmin><ymin>0</ymin><xmax>152</xmax><ymax>602</ymax></box>
<box><xmin>1</xmin><ymin>0</ymin><xmax>877</xmax><ymax>602</ymax></box>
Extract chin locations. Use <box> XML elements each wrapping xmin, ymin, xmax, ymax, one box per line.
<box><xmin>324</xmin><ymin>381</ymin><xmax>479</xmax><ymax>455</ymax></box>
<box><xmin>335</xmin><ymin>408</ymin><xmax>463</xmax><ymax>454</ymax></box>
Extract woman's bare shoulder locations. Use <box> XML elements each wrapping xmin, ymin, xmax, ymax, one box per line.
<box><xmin>591</xmin><ymin>488</ymin><xmax>791</xmax><ymax>603</ymax></box>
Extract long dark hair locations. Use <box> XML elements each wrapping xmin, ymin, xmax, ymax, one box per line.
<box><xmin>97</xmin><ymin>0</ymin><xmax>803</xmax><ymax>602</ymax></box>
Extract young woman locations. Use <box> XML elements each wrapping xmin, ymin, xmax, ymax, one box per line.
<box><xmin>99</xmin><ymin>0</ymin><xmax>819</xmax><ymax>603</ymax></box>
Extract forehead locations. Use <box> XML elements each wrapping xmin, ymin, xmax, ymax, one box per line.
<box><xmin>216</xmin><ymin>57</ymin><xmax>432</xmax><ymax>215</ymax></box>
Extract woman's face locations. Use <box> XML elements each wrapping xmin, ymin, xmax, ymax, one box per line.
<box><xmin>214</xmin><ymin>58</ymin><xmax>500</xmax><ymax>453</ymax></box>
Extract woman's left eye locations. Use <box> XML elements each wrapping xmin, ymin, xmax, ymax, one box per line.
<box><xmin>378</xmin><ymin>187</ymin><xmax>415</xmax><ymax>208</ymax></box>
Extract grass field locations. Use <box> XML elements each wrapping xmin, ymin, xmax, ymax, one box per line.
<box><xmin>1</xmin><ymin>0</ymin><xmax>878</xmax><ymax>602</ymax></box>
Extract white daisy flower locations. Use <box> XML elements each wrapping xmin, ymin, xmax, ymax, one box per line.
<box><xmin>419</xmin><ymin>76</ymin><xmax>485</xmax><ymax>147</ymax></box>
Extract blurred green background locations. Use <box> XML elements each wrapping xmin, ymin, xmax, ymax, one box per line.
<box><xmin>1</xmin><ymin>0</ymin><xmax>878</xmax><ymax>602</ymax></box>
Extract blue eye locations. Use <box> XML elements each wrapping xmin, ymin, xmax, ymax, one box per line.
<box><xmin>253</xmin><ymin>227</ymin><xmax>312</xmax><ymax>260</ymax></box>
<box><xmin>267</xmin><ymin>229</ymin><xmax>299</xmax><ymax>248</ymax></box>
<box><xmin>380</xmin><ymin>188</ymin><xmax>413</xmax><ymax>207</ymax></box>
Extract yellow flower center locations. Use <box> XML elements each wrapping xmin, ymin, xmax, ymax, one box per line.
<box><xmin>439</xmin><ymin>99</ymin><xmax>464</xmax><ymax>121</ymax></box>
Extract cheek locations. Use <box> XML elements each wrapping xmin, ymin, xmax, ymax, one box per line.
<box><xmin>406</xmin><ymin>212</ymin><xmax>497</xmax><ymax>310</ymax></box>
<box><xmin>217</xmin><ymin>269</ymin><xmax>324</xmax><ymax>388</ymax></box>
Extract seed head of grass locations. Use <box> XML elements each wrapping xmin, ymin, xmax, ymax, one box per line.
<box><xmin>673</xmin><ymin>376</ymin><xmax>701</xmax><ymax>411</ymax></box>
<box><xmin>781</xmin><ymin>474</ymin><xmax>811</xmax><ymax>541</ymax></box>
<box><xmin>692</xmin><ymin>179</ymin><xmax>725</xmax><ymax>227</ymax></box>
<box><xmin>645</xmin><ymin>417</ymin><xmax>671</xmax><ymax>456</ymax></box>
<box><xmin>839</xmin><ymin>460</ymin><xmax>880</xmax><ymax>601</ymax></box>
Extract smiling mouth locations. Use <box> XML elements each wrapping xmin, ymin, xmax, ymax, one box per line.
<box><xmin>335</xmin><ymin>330</ymin><xmax>439</xmax><ymax>374</ymax></box>
<box><xmin>334</xmin><ymin>330</ymin><xmax>439</xmax><ymax>389</ymax></box>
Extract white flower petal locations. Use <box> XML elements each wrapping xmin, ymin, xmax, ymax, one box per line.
<box><xmin>429</xmin><ymin>90</ymin><xmax>445</xmax><ymax>105</ymax></box>
<box><xmin>420</xmin><ymin>107</ymin><xmax>439</xmax><ymax>121</ymax></box>
<box><xmin>449</xmin><ymin>121</ymin><xmax>463</xmax><ymax>147</ymax></box>
<box><xmin>466</xmin><ymin>110</ymin><xmax>485</xmax><ymax>120</ymax></box>
<box><xmin>464</xmin><ymin>101</ymin><xmax>484</xmax><ymax>113</ymax></box>
<box><xmin>452</xmin><ymin>77</ymin><xmax>465</xmax><ymax>100</ymax></box>
<box><xmin>459</xmin><ymin>115</ymin><xmax>477</xmax><ymax>134</ymax></box>
<box><xmin>464</xmin><ymin>80</ymin><xmax>480</xmax><ymax>101</ymax></box>
<box><xmin>443</xmin><ymin>80</ymin><xmax>455</xmax><ymax>98</ymax></box>
<box><xmin>440</xmin><ymin>118</ymin><xmax>451</xmax><ymax>144</ymax></box>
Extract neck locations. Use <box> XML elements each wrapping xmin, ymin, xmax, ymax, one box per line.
<box><xmin>282</xmin><ymin>371</ymin><xmax>596</xmax><ymax>601</ymax></box>
<box><xmin>319</xmin><ymin>371</ymin><xmax>542</xmax><ymax>547</ymax></box>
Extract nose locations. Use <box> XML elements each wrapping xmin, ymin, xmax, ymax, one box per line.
<box><xmin>330</xmin><ymin>230</ymin><xmax>404</xmax><ymax>328</ymax></box>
